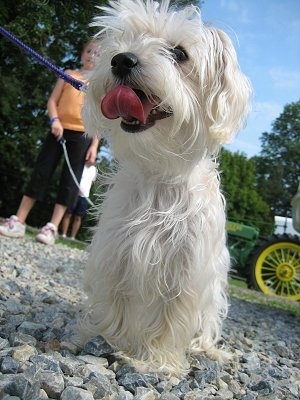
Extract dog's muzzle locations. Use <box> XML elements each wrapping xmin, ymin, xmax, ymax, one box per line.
<box><xmin>100</xmin><ymin>52</ymin><xmax>172</xmax><ymax>133</ymax></box>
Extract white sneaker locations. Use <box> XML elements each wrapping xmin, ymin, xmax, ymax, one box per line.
<box><xmin>35</xmin><ymin>222</ymin><xmax>58</xmax><ymax>245</ymax></box>
<box><xmin>0</xmin><ymin>215</ymin><xmax>25</xmax><ymax>238</ymax></box>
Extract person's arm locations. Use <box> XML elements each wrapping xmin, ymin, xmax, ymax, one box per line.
<box><xmin>47</xmin><ymin>70</ymin><xmax>71</xmax><ymax>141</ymax></box>
<box><xmin>85</xmin><ymin>135</ymin><xmax>100</xmax><ymax>166</ymax></box>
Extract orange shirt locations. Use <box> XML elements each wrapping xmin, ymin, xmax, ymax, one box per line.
<box><xmin>57</xmin><ymin>70</ymin><xmax>86</xmax><ymax>132</ymax></box>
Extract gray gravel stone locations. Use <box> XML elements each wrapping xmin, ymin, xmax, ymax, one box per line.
<box><xmin>0</xmin><ymin>236</ymin><xmax>299</xmax><ymax>400</ymax></box>
<box><xmin>60</xmin><ymin>386</ymin><xmax>94</xmax><ymax>399</ymax></box>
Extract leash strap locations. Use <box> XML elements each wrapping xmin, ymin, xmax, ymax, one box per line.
<box><xmin>0</xmin><ymin>26</ymin><xmax>95</xmax><ymax>207</ymax></box>
<box><xmin>59</xmin><ymin>138</ymin><xmax>95</xmax><ymax>208</ymax></box>
<box><xmin>0</xmin><ymin>25</ymin><xmax>87</xmax><ymax>92</ymax></box>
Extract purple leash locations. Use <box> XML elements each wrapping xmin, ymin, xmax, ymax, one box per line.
<box><xmin>0</xmin><ymin>25</ymin><xmax>96</xmax><ymax>206</ymax></box>
<box><xmin>0</xmin><ymin>25</ymin><xmax>87</xmax><ymax>92</ymax></box>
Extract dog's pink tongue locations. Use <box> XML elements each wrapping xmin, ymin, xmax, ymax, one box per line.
<box><xmin>101</xmin><ymin>85</ymin><xmax>153</xmax><ymax>124</ymax></box>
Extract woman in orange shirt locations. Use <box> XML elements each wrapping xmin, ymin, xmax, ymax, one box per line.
<box><xmin>0</xmin><ymin>41</ymin><xmax>100</xmax><ymax>244</ymax></box>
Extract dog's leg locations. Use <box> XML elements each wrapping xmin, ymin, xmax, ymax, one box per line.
<box><xmin>189</xmin><ymin>244</ymin><xmax>231</xmax><ymax>362</ymax></box>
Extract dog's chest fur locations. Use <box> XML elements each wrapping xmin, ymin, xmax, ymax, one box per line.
<box><xmin>91</xmin><ymin>160</ymin><xmax>225</xmax><ymax>289</ymax></box>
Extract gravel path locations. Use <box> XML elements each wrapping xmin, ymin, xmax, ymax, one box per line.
<box><xmin>0</xmin><ymin>236</ymin><xmax>299</xmax><ymax>400</ymax></box>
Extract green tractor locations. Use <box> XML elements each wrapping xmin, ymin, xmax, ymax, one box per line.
<box><xmin>226</xmin><ymin>220</ymin><xmax>300</xmax><ymax>301</ymax></box>
<box><xmin>226</xmin><ymin>184</ymin><xmax>300</xmax><ymax>301</ymax></box>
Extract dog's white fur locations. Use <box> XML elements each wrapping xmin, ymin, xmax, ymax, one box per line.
<box><xmin>82</xmin><ymin>0</ymin><xmax>251</xmax><ymax>375</ymax></box>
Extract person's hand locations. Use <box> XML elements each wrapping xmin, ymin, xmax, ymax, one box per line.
<box><xmin>51</xmin><ymin>119</ymin><xmax>64</xmax><ymax>141</ymax></box>
<box><xmin>85</xmin><ymin>145</ymin><xmax>98</xmax><ymax>166</ymax></box>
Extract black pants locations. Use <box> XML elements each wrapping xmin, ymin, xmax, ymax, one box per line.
<box><xmin>25</xmin><ymin>130</ymin><xmax>92</xmax><ymax>207</ymax></box>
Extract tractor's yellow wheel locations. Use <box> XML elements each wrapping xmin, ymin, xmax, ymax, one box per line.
<box><xmin>247</xmin><ymin>235</ymin><xmax>300</xmax><ymax>301</ymax></box>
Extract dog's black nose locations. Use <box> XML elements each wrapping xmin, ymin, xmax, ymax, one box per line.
<box><xmin>111</xmin><ymin>52</ymin><xmax>138</xmax><ymax>77</ymax></box>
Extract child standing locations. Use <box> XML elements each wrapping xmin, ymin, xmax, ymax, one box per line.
<box><xmin>0</xmin><ymin>41</ymin><xmax>100</xmax><ymax>244</ymax></box>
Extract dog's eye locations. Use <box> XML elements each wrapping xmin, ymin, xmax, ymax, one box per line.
<box><xmin>170</xmin><ymin>47</ymin><xmax>188</xmax><ymax>62</ymax></box>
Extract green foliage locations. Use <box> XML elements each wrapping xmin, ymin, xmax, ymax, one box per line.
<box><xmin>220</xmin><ymin>149</ymin><xmax>273</xmax><ymax>235</ymax></box>
<box><xmin>0</xmin><ymin>0</ymin><xmax>106</xmax><ymax>228</ymax></box>
<box><xmin>220</xmin><ymin>100</ymin><xmax>300</xmax><ymax>235</ymax></box>
<box><xmin>253</xmin><ymin>100</ymin><xmax>300</xmax><ymax>217</ymax></box>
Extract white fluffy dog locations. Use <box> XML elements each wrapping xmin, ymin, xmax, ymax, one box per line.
<box><xmin>82</xmin><ymin>0</ymin><xmax>251</xmax><ymax>375</ymax></box>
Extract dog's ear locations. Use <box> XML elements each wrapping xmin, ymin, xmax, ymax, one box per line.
<box><xmin>204</xmin><ymin>27</ymin><xmax>252</xmax><ymax>144</ymax></box>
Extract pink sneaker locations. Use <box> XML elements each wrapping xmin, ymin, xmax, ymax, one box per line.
<box><xmin>35</xmin><ymin>222</ymin><xmax>58</xmax><ymax>245</ymax></box>
<box><xmin>0</xmin><ymin>215</ymin><xmax>25</xmax><ymax>238</ymax></box>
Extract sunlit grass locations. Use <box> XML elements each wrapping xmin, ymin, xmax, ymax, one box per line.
<box><xmin>229</xmin><ymin>277</ymin><xmax>247</xmax><ymax>288</ymax></box>
<box><xmin>229</xmin><ymin>282</ymin><xmax>300</xmax><ymax>315</ymax></box>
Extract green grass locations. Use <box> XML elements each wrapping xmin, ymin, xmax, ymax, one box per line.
<box><xmin>25</xmin><ymin>225</ymin><xmax>89</xmax><ymax>250</ymax></box>
<box><xmin>229</xmin><ymin>280</ymin><xmax>300</xmax><ymax>315</ymax></box>
<box><xmin>229</xmin><ymin>277</ymin><xmax>248</xmax><ymax>288</ymax></box>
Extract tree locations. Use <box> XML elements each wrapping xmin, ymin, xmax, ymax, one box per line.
<box><xmin>253</xmin><ymin>100</ymin><xmax>300</xmax><ymax>217</ymax></box>
<box><xmin>220</xmin><ymin>149</ymin><xmax>272</xmax><ymax>235</ymax></box>
<box><xmin>0</xmin><ymin>0</ymin><xmax>106</xmax><ymax>229</ymax></box>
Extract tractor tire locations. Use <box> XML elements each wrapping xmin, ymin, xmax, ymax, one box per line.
<box><xmin>246</xmin><ymin>234</ymin><xmax>300</xmax><ymax>301</ymax></box>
